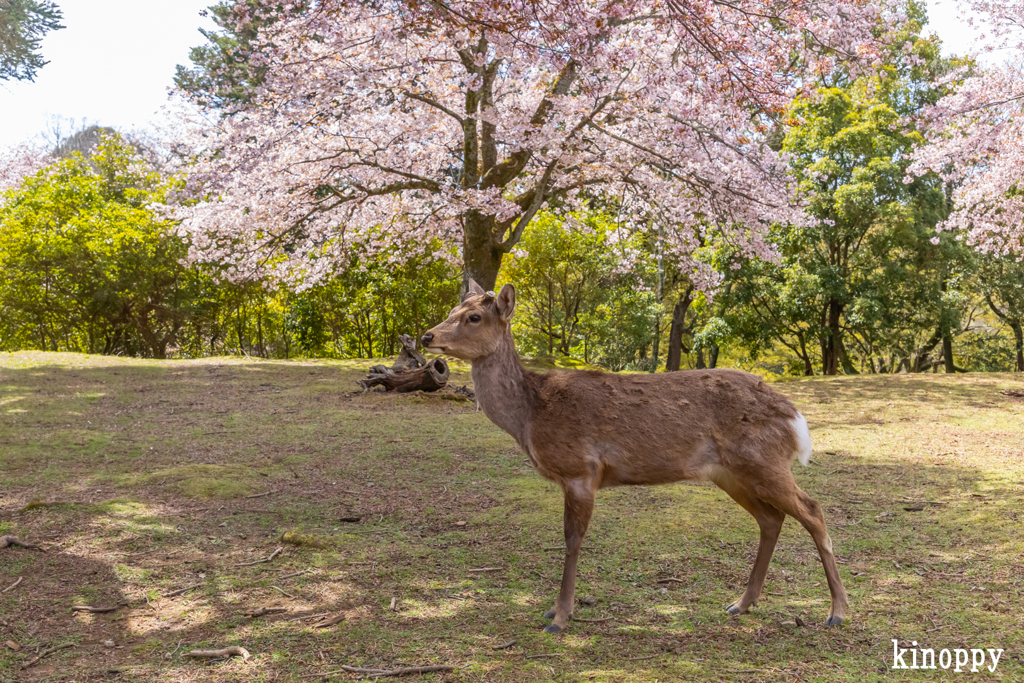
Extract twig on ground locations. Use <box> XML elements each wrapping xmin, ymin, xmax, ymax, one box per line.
<box><xmin>235</xmin><ymin>547</ymin><xmax>284</xmax><ymax>566</ymax></box>
<box><xmin>389</xmin><ymin>597</ymin><xmax>397</xmax><ymax>611</ymax></box>
<box><xmin>244</xmin><ymin>607</ymin><xmax>289</xmax><ymax>618</ymax></box>
<box><xmin>245</xmin><ymin>490</ymin><xmax>276</xmax><ymax>499</ymax></box>
<box><xmin>525</xmin><ymin>653</ymin><xmax>564</xmax><ymax>659</ymax></box>
<box><xmin>313</xmin><ymin>613</ymin><xmax>345</xmax><ymax>628</ymax></box>
<box><xmin>167</xmin><ymin>639</ymin><xmax>184</xmax><ymax>659</ymax></box>
<box><xmin>573</xmin><ymin>616</ymin><xmax>613</xmax><ymax>623</ymax></box>
<box><xmin>1</xmin><ymin>536</ymin><xmax>43</xmax><ymax>551</ymax></box>
<box><xmin>277</xmin><ymin>570</ymin><xmax>307</xmax><ymax>580</ymax></box>
<box><xmin>656</xmin><ymin>577</ymin><xmax>686</xmax><ymax>584</ymax></box>
<box><xmin>628</xmin><ymin>655</ymin><xmax>658</xmax><ymax>660</ymax></box>
<box><xmin>286</xmin><ymin>612</ymin><xmax>330</xmax><ymax>623</ymax></box>
<box><xmin>492</xmin><ymin>639</ymin><xmax>517</xmax><ymax>650</ymax></box>
<box><xmin>271</xmin><ymin>585</ymin><xmax>296</xmax><ymax>598</ymax></box>
<box><xmin>71</xmin><ymin>603</ymin><xmax>124</xmax><ymax>613</ymax></box>
<box><xmin>21</xmin><ymin>643</ymin><xmax>75</xmax><ymax>669</ymax></box>
<box><xmin>467</xmin><ymin>567</ymin><xmax>502</xmax><ymax>572</ymax></box>
<box><xmin>164</xmin><ymin>583</ymin><xmax>204</xmax><ymax>598</ymax></box>
<box><xmin>184</xmin><ymin>646</ymin><xmax>251</xmax><ymax>662</ymax></box>
<box><xmin>2</xmin><ymin>577</ymin><xmax>23</xmax><ymax>593</ymax></box>
<box><xmin>340</xmin><ymin>664</ymin><xmax>455</xmax><ymax>678</ymax></box>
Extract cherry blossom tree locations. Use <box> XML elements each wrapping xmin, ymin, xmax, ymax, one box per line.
<box><xmin>910</xmin><ymin>0</ymin><xmax>1024</xmax><ymax>256</ymax></box>
<box><xmin>172</xmin><ymin>0</ymin><xmax>903</xmax><ymax>291</ymax></box>
<box><xmin>0</xmin><ymin>144</ymin><xmax>49</xmax><ymax>199</ymax></box>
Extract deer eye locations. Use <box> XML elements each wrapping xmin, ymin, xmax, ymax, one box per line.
<box><xmin>468</xmin><ymin>314</ymin><xmax>481</xmax><ymax>323</ymax></box>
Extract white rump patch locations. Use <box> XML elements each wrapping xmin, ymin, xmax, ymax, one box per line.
<box><xmin>790</xmin><ymin>412</ymin><xmax>813</xmax><ymax>466</ymax></box>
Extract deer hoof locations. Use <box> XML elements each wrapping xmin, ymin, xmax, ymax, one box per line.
<box><xmin>725</xmin><ymin>602</ymin><xmax>745</xmax><ymax>616</ymax></box>
<box><xmin>825</xmin><ymin>615</ymin><xmax>844</xmax><ymax>627</ymax></box>
<box><xmin>544</xmin><ymin>610</ymin><xmax>556</xmax><ymax>619</ymax></box>
<box><xmin>543</xmin><ymin>623</ymin><xmax>563</xmax><ymax>634</ymax></box>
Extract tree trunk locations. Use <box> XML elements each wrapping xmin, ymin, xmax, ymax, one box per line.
<box><xmin>358</xmin><ymin>358</ymin><xmax>450</xmax><ymax>393</ymax></box>
<box><xmin>665</xmin><ymin>287</ymin><xmax>694</xmax><ymax>372</ymax></box>
<box><xmin>821</xmin><ymin>298</ymin><xmax>842</xmax><ymax>375</ymax></box>
<box><xmin>708</xmin><ymin>343</ymin><xmax>719</xmax><ymax>368</ymax></box>
<box><xmin>1012</xmin><ymin>322</ymin><xmax>1024</xmax><ymax>372</ymax></box>
<box><xmin>943</xmin><ymin>333</ymin><xmax>955</xmax><ymax>374</ymax></box>
<box><xmin>462</xmin><ymin>211</ymin><xmax>503</xmax><ymax>293</ymax></box>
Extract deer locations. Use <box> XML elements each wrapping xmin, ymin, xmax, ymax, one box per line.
<box><xmin>421</xmin><ymin>280</ymin><xmax>848</xmax><ymax>634</ymax></box>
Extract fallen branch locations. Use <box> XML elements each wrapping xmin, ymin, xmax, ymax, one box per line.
<box><xmin>234</xmin><ymin>547</ymin><xmax>284</xmax><ymax>567</ymax></box>
<box><xmin>271</xmin><ymin>585</ymin><xmax>296</xmax><ymax>598</ymax></box>
<box><xmin>277</xmin><ymin>570</ymin><xmax>307</xmax><ymax>580</ymax></box>
<box><xmin>655</xmin><ymin>577</ymin><xmax>686</xmax><ymax>584</ymax></box>
<box><xmin>164</xmin><ymin>583</ymin><xmax>204</xmax><ymax>598</ymax></box>
<box><xmin>492</xmin><ymin>639</ymin><xmax>517</xmax><ymax>650</ymax></box>
<box><xmin>21</xmin><ymin>642</ymin><xmax>75</xmax><ymax>669</ymax></box>
<box><xmin>0</xmin><ymin>536</ymin><xmax>43</xmax><ymax>551</ymax></box>
<box><xmin>340</xmin><ymin>664</ymin><xmax>455</xmax><ymax>678</ymax></box>
<box><xmin>245</xmin><ymin>490</ymin><xmax>276</xmax><ymax>499</ymax></box>
<box><xmin>71</xmin><ymin>603</ymin><xmax>124</xmax><ymax>613</ymax></box>
<box><xmin>244</xmin><ymin>607</ymin><xmax>289</xmax><ymax>618</ymax></box>
<box><xmin>572</xmin><ymin>616</ymin><xmax>613</xmax><ymax>623</ymax></box>
<box><xmin>467</xmin><ymin>567</ymin><xmax>502</xmax><ymax>573</ymax></box>
<box><xmin>185</xmin><ymin>646</ymin><xmax>251</xmax><ymax>662</ymax></box>
<box><xmin>2</xmin><ymin>577</ymin><xmax>23</xmax><ymax>593</ymax></box>
<box><xmin>525</xmin><ymin>653</ymin><xmax>564</xmax><ymax>660</ymax></box>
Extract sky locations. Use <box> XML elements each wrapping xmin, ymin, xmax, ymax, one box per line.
<box><xmin>0</xmin><ymin>0</ymin><xmax>984</xmax><ymax>149</ymax></box>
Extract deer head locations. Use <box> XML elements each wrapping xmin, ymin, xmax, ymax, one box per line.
<box><xmin>421</xmin><ymin>280</ymin><xmax>516</xmax><ymax>361</ymax></box>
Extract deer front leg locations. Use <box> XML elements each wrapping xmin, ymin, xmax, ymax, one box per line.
<box><xmin>543</xmin><ymin>477</ymin><xmax>596</xmax><ymax>634</ymax></box>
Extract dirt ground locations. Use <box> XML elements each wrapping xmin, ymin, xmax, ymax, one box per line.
<box><xmin>1</xmin><ymin>352</ymin><xmax>1022</xmax><ymax>682</ymax></box>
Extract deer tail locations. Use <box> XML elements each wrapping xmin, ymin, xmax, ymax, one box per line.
<box><xmin>790</xmin><ymin>412</ymin><xmax>813</xmax><ymax>467</ymax></box>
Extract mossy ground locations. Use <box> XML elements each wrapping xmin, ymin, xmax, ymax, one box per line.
<box><xmin>1</xmin><ymin>351</ymin><xmax>1022</xmax><ymax>682</ymax></box>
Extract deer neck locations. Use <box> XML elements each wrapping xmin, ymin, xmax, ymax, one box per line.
<box><xmin>470</xmin><ymin>330</ymin><xmax>533</xmax><ymax>449</ymax></box>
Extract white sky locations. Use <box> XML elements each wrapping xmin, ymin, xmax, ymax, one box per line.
<box><xmin>0</xmin><ymin>0</ymin><xmax>983</xmax><ymax>148</ymax></box>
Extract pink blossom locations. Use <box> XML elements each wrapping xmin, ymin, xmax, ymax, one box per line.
<box><xmin>169</xmin><ymin>0</ymin><xmax>903</xmax><ymax>288</ymax></box>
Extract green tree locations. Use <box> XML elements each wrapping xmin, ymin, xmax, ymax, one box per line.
<box><xmin>0</xmin><ymin>0</ymin><xmax>62</xmax><ymax>81</ymax></box>
<box><xmin>174</xmin><ymin>1</ymin><xmax>285</xmax><ymax>107</ymax></box>
<box><xmin>0</xmin><ymin>133</ymin><xmax>210</xmax><ymax>357</ymax></box>
<box><xmin>722</xmin><ymin>9</ymin><xmax>971</xmax><ymax>375</ymax></box>
<box><xmin>498</xmin><ymin>213</ymin><xmax>658</xmax><ymax>369</ymax></box>
<box><xmin>980</xmin><ymin>255</ymin><xmax>1024</xmax><ymax>372</ymax></box>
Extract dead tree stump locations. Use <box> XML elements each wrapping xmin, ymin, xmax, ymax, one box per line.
<box><xmin>359</xmin><ymin>334</ymin><xmax>448</xmax><ymax>393</ymax></box>
<box><xmin>359</xmin><ymin>357</ymin><xmax>450</xmax><ymax>393</ymax></box>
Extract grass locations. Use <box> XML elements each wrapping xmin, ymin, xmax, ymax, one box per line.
<box><xmin>0</xmin><ymin>350</ymin><xmax>1022</xmax><ymax>682</ymax></box>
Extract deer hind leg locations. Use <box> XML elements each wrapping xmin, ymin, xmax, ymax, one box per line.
<box><xmin>760</xmin><ymin>482</ymin><xmax>849</xmax><ymax>626</ymax></box>
<box><xmin>542</xmin><ymin>476</ymin><xmax>596</xmax><ymax>634</ymax></box>
<box><xmin>713</xmin><ymin>474</ymin><xmax>786</xmax><ymax>616</ymax></box>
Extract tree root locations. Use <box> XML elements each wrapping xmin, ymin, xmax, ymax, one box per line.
<box><xmin>184</xmin><ymin>646</ymin><xmax>251</xmax><ymax>662</ymax></box>
<box><xmin>1</xmin><ymin>536</ymin><xmax>43</xmax><ymax>551</ymax></box>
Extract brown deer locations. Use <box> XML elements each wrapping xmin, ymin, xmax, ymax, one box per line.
<box><xmin>422</xmin><ymin>281</ymin><xmax>848</xmax><ymax>633</ymax></box>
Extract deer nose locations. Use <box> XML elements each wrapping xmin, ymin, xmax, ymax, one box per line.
<box><xmin>421</xmin><ymin>332</ymin><xmax>434</xmax><ymax>346</ymax></box>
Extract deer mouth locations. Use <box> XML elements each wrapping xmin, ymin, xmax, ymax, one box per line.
<box><xmin>425</xmin><ymin>346</ymin><xmax>446</xmax><ymax>355</ymax></box>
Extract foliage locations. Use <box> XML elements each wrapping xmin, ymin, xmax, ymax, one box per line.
<box><xmin>498</xmin><ymin>213</ymin><xmax>658</xmax><ymax>369</ymax></box>
<box><xmin>718</xmin><ymin>13</ymin><xmax>976</xmax><ymax>375</ymax></box>
<box><xmin>0</xmin><ymin>0</ymin><xmax>62</xmax><ymax>81</ymax></box>
<box><xmin>0</xmin><ymin>134</ymin><xmax>208</xmax><ymax>358</ymax></box>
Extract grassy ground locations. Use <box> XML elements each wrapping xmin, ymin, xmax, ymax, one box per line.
<box><xmin>1</xmin><ymin>351</ymin><xmax>1022</xmax><ymax>682</ymax></box>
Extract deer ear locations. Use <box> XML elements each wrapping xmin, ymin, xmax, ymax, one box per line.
<box><xmin>495</xmin><ymin>284</ymin><xmax>516</xmax><ymax>322</ymax></box>
<box><xmin>464</xmin><ymin>278</ymin><xmax>486</xmax><ymax>301</ymax></box>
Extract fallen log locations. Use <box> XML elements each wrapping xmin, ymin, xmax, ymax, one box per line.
<box><xmin>359</xmin><ymin>357</ymin><xmax>449</xmax><ymax>393</ymax></box>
